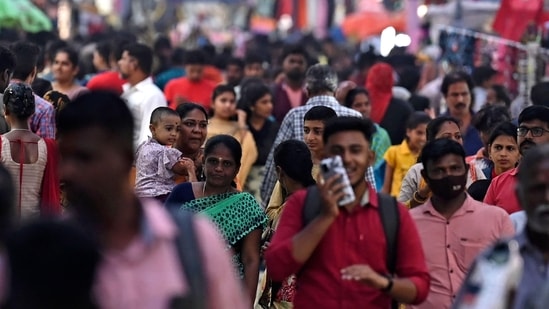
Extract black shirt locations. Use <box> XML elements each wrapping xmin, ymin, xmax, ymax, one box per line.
<box><xmin>248</xmin><ymin>119</ymin><xmax>279</xmax><ymax>166</ymax></box>
<box><xmin>379</xmin><ymin>98</ymin><xmax>414</xmax><ymax>145</ymax></box>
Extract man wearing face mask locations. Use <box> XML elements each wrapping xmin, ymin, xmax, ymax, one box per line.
<box><xmin>484</xmin><ymin>106</ymin><xmax>549</xmax><ymax>216</ymax></box>
<box><xmin>410</xmin><ymin>139</ymin><xmax>514</xmax><ymax>309</ymax></box>
<box><xmin>271</xmin><ymin>45</ymin><xmax>309</xmax><ymax>122</ymax></box>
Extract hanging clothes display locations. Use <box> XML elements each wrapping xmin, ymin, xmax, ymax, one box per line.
<box><xmin>493</xmin><ymin>0</ymin><xmax>544</xmax><ymax>41</ymax></box>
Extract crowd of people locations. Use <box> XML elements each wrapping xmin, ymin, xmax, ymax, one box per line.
<box><xmin>0</xmin><ymin>30</ymin><xmax>548</xmax><ymax>309</ymax></box>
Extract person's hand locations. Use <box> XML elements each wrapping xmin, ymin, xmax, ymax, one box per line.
<box><xmin>318</xmin><ymin>174</ymin><xmax>347</xmax><ymax>219</ymax></box>
<box><xmin>179</xmin><ymin>157</ymin><xmax>197</xmax><ymax>181</ymax></box>
<box><xmin>236</xmin><ymin>109</ymin><xmax>247</xmax><ymax>124</ymax></box>
<box><xmin>341</xmin><ymin>265</ymin><xmax>388</xmax><ymax>289</ymax></box>
<box><xmin>418</xmin><ymin>181</ymin><xmax>431</xmax><ymax>199</ymax></box>
<box><xmin>335</xmin><ymin>81</ymin><xmax>357</xmax><ymax>103</ymax></box>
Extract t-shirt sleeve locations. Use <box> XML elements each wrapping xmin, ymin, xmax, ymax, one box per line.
<box><xmin>384</xmin><ymin>146</ymin><xmax>397</xmax><ymax>168</ymax></box>
<box><xmin>159</xmin><ymin>147</ymin><xmax>182</xmax><ymax>178</ymax></box>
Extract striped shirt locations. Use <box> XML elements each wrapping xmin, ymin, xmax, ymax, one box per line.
<box><xmin>260</xmin><ymin>95</ymin><xmax>376</xmax><ymax>206</ymax></box>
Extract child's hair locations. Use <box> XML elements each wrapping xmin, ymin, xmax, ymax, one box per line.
<box><xmin>274</xmin><ymin>140</ymin><xmax>316</xmax><ymax>187</ymax></box>
<box><xmin>150</xmin><ymin>107</ymin><xmax>179</xmax><ymax>125</ymax></box>
<box><xmin>304</xmin><ymin>106</ymin><xmax>337</xmax><ymax>123</ymax></box>
<box><xmin>240</xmin><ymin>82</ymin><xmax>271</xmax><ymax>113</ymax></box>
<box><xmin>488</xmin><ymin>121</ymin><xmax>517</xmax><ymax>146</ymax></box>
<box><xmin>406</xmin><ymin>111</ymin><xmax>431</xmax><ymax>130</ymax></box>
<box><xmin>211</xmin><ymin>84</ymin><xmax>236</xmax><ymax>102</ymax></box>
<box><xmin>43</xmin><ymin>90</ymin><xmax>70</xmax><ymax>114</ymax></box>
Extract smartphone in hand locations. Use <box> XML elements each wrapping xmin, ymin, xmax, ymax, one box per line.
<box><xmin>320</xmin><ymin>155</ymin><xmax>355</xmax><ymax>206</ymax></box>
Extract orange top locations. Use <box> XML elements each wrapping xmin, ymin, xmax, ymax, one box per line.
<box><xmin>164</xmin><ymin>77</ymin><xmax>216</xmax><ymax>110</ymax></box>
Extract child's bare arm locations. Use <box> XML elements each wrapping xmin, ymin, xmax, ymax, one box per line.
<box><xmin>172</xmin><ymin>157</ymin><xmax>197</xmax><ymax>181</ymax></box>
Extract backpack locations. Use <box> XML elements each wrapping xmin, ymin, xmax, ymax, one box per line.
<box><xmin>303</xmin><ymin>186</ymin><xmax>400</xmax><ymax>309</ymax></box>
<box><xmin>169</xmin><ymin>211</ymin><xmax>208</xmax><ymax>309</ymax></box>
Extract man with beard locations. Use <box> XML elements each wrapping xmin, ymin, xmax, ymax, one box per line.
<box><xmin>410</xmin><ymin>138</ymin><xmax>514</xmax><ymax>309</ymax></box>
<box><xmin>441</xmin><ymin>71</ymin><xmax>483</xmax><ymax>156</ymax></box>
<box><xmin>118</xmin><ymin>43</ymin><xmax>167</xmax><ymax>149</ymax></box>
<box><xmin>484</xmin><ymin>106</ymin><xmax>549</xmax><ymax>215</ymax></box>
<box><xmin>271</xmin><ymin>45</ymin><xmax>309</xmax><ymax>122</ymax></box>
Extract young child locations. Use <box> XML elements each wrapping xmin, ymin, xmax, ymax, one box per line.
<box><xmin>382</xmin><ymin>111</ymin><xmax>431</xmax><ymax>197</ymax></box>
<box><xmin>303</xmin><ymin>106</ymin><xmax>338</xmax><ymax>172</ymax></box>
<box><xmin>135</xmin><ymin>107</ymin><xmax>195</xmax><ymax>202</ymax></box>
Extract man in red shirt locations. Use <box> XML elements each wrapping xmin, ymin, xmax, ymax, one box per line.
<box><xmin>86</xmin><ymin>37</ymin><xmax>130</xmax><ymax>95</ymax></box>
<box><xmin>164</xmin><ymin>50</ymin><xmax>216</xmax><ymax>110</ymax></box>
<box><xmin>265</xmin><ymin>117</ymin><xmax>430</xmax><ymax>309</ymax></box>
<box><xmin>484</xmin><ymin>105</ymin><xmax>549</xmax><ymax>214</ymax></box>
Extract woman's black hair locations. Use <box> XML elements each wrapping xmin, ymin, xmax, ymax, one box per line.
<box><xmin>344</xmin><ymin>87</ymin><xmax>368</xmax><ymax>108</ymax></box>
<box><xmin>4</xmin><ymin>82</ymin><xmax>35</xmax><ymax>120</ymax></box>
<box><xmin>204</xmin><ymin>134</ymin><xmax>242</xmax><ymax>167</ymax></box>
<box><xmin>31</xmin><ymin>77</ymin><xmax>53</xmax><ymax>98</ymax></box>
<box><xmin>210</xmin><ymin>85</ymin><xmax>237</xmax><ymax>118</ymax></box>
<box><xmin>274</xmin><ymin>140</ymin><xmax>316</xmax><ymax>187</ymax></box>
<box><xmin>43</xmin><ymin>90</ymin><xmax>71</xmax><ymax>114</ymax></box>
<box><xmin>426</xmin><ymin>116</ymin><xmax>460</xmax><ymax>142</ymax></box>
<box><xmin>240</xmin><ymin>82</ymin><xmax>271</xmax><ymax>115</ymax></box>
<box><xmin>175</xmin><ymin>102</ymin><xmax>208</xmax><ymax>120</ymax></box>
<box><xmin>488</xmin><ymin>121</ymin><xmax>518</xmax><ymax>146</ymax></box>
<box><xmin>55</xmin><ymin>46</ymin><xmax>79</xmax><ymax>67</ymax></box>
<box><xmin>472</xmin><ymin>105</ymin><xmax>511</xmax><ymax>134</ymax></box>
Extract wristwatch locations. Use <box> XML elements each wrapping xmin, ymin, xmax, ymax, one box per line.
<box><xmin>381</xmin><ymin>274</ymin><xmax>394</xmax><ymax>292</ymax></box>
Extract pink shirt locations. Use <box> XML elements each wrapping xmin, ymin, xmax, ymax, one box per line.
<box><xmin>483</xmin><ymin>167</ymin><xmax>522</xmax><ymax>214</ymax></box>
<box><xmin>282</xmin><ymin>83</ymin><xmax>304</xmax><ymax>109</ymax></box>
<box><xmin>94</xmin><ymin>199</ymin><xmax>249</xmax><ymax>309</ymax></box>
<box><xmin>410</xmin><ymin>194</ymin><xmax>514</xmax><ymax>309</ymax></box>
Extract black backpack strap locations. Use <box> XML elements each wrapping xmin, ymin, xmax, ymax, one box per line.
<box><xmin>169</xmin><ymin>210</ymin><xmax>208</xmax><ymax>309</ymax></box>
<box><xmin>377</xmin><ymin>193</ymin><xmax>400</xmax><ymax>309</ymax></box>
<box><xmin>302</xmin><ymin>186</ymin><xmax>322</xmax><ymax>225</ymax></box>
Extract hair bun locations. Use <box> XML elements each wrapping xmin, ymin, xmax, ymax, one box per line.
<box><xmin>4</xmin><ymin>82</ymin><xmax>35</xmax><ymax>120</ymax></box>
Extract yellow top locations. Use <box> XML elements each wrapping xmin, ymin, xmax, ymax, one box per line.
<box><xmin>384</xmin><ymin>140</ymin><xmax>419</xmax><ymax>198</ymax></box>
<box><xmin>206</xmin><ymin>118</ymin><xmax>258</xmax><ymax>189</ymax></box>
<box><xmin>267</xmin><ymin>164</ymin><xmax>320</xmax><ymax>229</ymax></box>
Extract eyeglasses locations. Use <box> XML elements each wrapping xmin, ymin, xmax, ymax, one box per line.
<box><xmin>182</xmin><ymin>120</ymin><xmax>208</xmax><ymax>130</ymax></box>
<box><xmin>517</xmin><ymin>126</ymin><xmax>549</xmax><ymax>137</ymax></box>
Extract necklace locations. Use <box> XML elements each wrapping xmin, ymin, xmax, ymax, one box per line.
<box><xmin>202</xmin><ymin>182</ymin><xmax>231</xmax><ymax>197</ymax></box>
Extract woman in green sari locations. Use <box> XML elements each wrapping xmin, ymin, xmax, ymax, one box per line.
<box><xmin>166</xmin><ymin>134</ymin><xmax>267</xmax><ymax>304</ymax></box>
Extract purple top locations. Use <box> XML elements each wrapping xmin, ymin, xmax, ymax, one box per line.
<box><xmin>135</xmin><ymin>138</ymin><xmax>182</xmax><ymax>198</ymax></box>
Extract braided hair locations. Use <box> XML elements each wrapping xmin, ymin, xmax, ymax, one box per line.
<box><xmin>4</xmin><ymin>82</ymin><xmax>35</xmax><ymax>120</ymax></box>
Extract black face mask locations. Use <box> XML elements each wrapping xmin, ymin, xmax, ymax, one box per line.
<box><xmin>286</xmin><ymin>68</ymin><xmax>304</xmax><ymax>81</ymax></box>
<box><xmin>427</xmin><ymin>174</ymin><xmax>467</xmax><ymax>200</ymax></box>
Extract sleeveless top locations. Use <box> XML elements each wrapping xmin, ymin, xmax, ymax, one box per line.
<box><xmin>1</xmin><ymin>138</ymin><xmax>47</xmax><ymax>218</ymax></box>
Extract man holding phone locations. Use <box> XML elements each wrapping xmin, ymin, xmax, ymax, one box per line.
<box><xmin>265</xmin><ymin>117</ymin><xmax>430</xmax><ymax>308</ymax></box>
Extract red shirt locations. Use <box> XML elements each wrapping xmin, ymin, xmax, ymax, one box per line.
<box><xmin>86</xmin><ymin>71</ymin><xmax>126</xmax><ymax>96</ymax></box>
<box><xmin>483</xmin><ymin>167</ymin><xmax>521</xmax><ymax>214</ymax></box>
<box><xmin>265</xmin><ymin>186</ymin><xmax>430</xmax><ymax>309</ymax></box>
<box><xmin>164</xmin><ymin>77</ymin><xmax>216</xmax><ymax>110</ymax></box>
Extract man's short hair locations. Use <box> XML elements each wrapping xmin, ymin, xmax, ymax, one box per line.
<box><xmin>440</xmin><ymin>71</ymin><xmax>474</xmax><ymax>96</ymax></box>
<box><xmin>184</xmin><ymin>50</ymin><xmax>207</xmax><ymax>66</ymax></box>
<box><xmin>305</xmin><ymin>64</ymin><xmax>338</xmax><ymax>95</ymax></box>
<box><xmin>227</xmin><ymin>57</ymin><xmax>245</xmax><ymax>70</ymax></box>
<box><xmin>323</xmin><ymin>116</ymin><xmax>375</xmax><ymax>144</ymax></box>
<box><xmin>530</xmin><ymin>81</ymin><xmax>549</xmax><ymax>107</ymax></box>
<box><xmin>472</xmin><ymin>66</ymin><xmax>497</xmax><ymax>86</ymax></box>
<box><xmin>279</xmin><ymin>45</ymin><xmax>309</xmax><ymax>65</ymax></box>
<box><xmin>420</xmin><ymin>138</ymin><xmax>466</xmax><ymax>170</ymax></box>
<box><xmin>124</xmin><ymin>43</ymin><xmax>153</xmax><ymax>75</ymax></box>
<box><xmin>518</xmin><ymin>105</ymin><xmax>549</xmax><ymax>127</ymax></box>
<box><xmin>56</xmin><ymin>91</ymin><xmax>134</xmax><ymax>158</ymax></box>
<box><xmin>10</xmin><ymin>41</ymin><xmax>40</xmax><ymax>80</ymax></box>
<box><xmin>472</xmin><ymin>105</ymin><xmax>511</xmax><ymax>134</ymax></box>
<box><xmin>517</xmin><ymin>144</ymin><xmax>549</xmax><ymax>186</ymax></box>
<box><xmin>244</xmin><ymin>53</ymin><xmax>263</xmax><ymax>66</ymax></box>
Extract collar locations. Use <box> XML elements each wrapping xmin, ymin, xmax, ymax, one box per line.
<box><xmin>123</xmin><ymin>76</ymin><xmax>154</xmax><ymax>92</ymax></box>
<box><xmin>306</xmin><ymin>95</ymin><xmax>339</xmax><ymax>106</ymax></box>
<box><xmin>421</xmin><ymin>193</ymin><xmax>476</xmax><ymax>218</ymax></box>
<box><xmin>509</xmin><ymin>166</ymin><xmax>518</xmax><ymax>176</ymax></box>
<box><xmin>399</xmin><ymin>140</ymin><xmax>412</xmax><ymax>155</ymax></box>
<box><xmin>359</xmin><ymin>183</ymin><xmax>377</xmax><ymax>207</ymax></box>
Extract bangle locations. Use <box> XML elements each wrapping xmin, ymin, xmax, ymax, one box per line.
<box><xmin>381</xmin><ymin>274</ymin><xmax>394</xmax><ymax>292</ymax></box>
<box><xmin>412</xmin><ymin>191</ymin><xmax>427</xmax><ymax>204</ymax></box>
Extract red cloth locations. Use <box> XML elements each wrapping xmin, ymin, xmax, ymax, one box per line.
<box><xmin>87</xmin><ymin>71</ymin><xmax>126</xmax><ymax>96</ymax></box>
<box><xmin>0</xmin><ymin>137</ymin><xmax>61</xmax><ymax>216</ymax></box>
<box><xmin>164</xmin><ymin>77</ymin><xmax>216</xmax><ymax>110</ymax></box>
<box><xmin>483</xmin><ymin>167</ymin><xmax>521</xmax><ymax>214</ymax></box>
<box><xmin>492</xmin><ymin>0</ymin><xmax>544</xmax><ymax>41</ymax></box>
<box><xmin>366</xmin><ymin>63</ymin><xmax>394</xmax><ymax>124</ymax></box>
<box><xmin>40</xmin><ymin>138</ymin><xmax>61</xmax><ymax>216</ymax></box>
<box><xmin>265</xmin><ymin>185</ymin><xmax>430</xmax><ymax>309</ymax></box>
<box><xmin>202</xmin><ymin>65</ymin><xmax>223</xmax><ymax>85</ymax></box>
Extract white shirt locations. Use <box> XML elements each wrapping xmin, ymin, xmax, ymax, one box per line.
<box><xmin>121</xmin><ymin>77</ymin><xmax>167</xmax><ymax>149</ymax></box>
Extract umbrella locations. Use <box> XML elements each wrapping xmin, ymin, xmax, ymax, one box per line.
<box><xmin>0</xmin><ymin>0</ymin><xmax>52</xmax><ymax>33</ymax></box>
